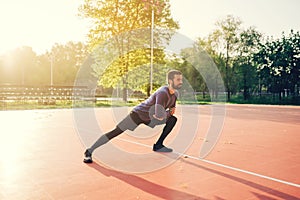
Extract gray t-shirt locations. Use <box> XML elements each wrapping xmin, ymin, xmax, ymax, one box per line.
<box><xmin>133</xmin><ymin>86</ymin><xmax>178</xmax><ymax>121</ymax></box>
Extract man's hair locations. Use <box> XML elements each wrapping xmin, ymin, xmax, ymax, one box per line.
<box><xmin>167</xmin><ymin>70</ymin><xmax>182</xmax><ymax>83</ymax></box>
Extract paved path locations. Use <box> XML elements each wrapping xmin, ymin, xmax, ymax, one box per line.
<box><xmin>0</xmin><ymin>104</ymin><xmax>299</xmax><ymax>199</ymax></box>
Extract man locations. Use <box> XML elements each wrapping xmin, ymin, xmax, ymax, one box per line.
<box><xmin>83</xmin><ymin>70</ymin><xmax>183</xmax><ymax>163</ymax></box>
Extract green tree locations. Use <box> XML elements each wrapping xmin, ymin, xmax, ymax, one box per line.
<box><xmin>79</xmin><ymin>0</ymin><xmax>179</xmax><ymax>101</ymax></box>
<box><xmin>175</xmin><ymin>37</ymin><xmax>226</xmax><ymax>102</ymax></box>
<box><xmin>195</xmin><ymin>37</ymin><xmax>226</xmax><ymax>99</ymax></box>
<box><xmin>254</xmin><ymin>30</ymin><xmax>300</xmax><ymax>101</ymax></box>
<box><xmin>289</xmin><ymin>30</ymin><xmax>300</xmax><ymax>97</ymax></box>
<box><xmin>42</xmin><ymin>42</ymin><xmax>88</xmax><ymax>86</ymax></box>
<box><xmin>100</xmin><ymin>48</ymin><xmax>168</xmax><ymax>94</ymax></box>
<box><xmin>179</xmin><ymin>46</ymin><xmax>207</xmax><ymax>97</ymax></box>
<box><xmin>0</xmin><ymin>46</ymin><xmax>37</xmax><ymax>85</ymax></box>
<box><xmin>234</xmin><ymin>27</ymin><xmax>262</xmax><ymax>100</ymax></box>
<box><xmin>209</xmin><ymin>15</ymin><xmax>242</xmax><ymax>100</ymax></box>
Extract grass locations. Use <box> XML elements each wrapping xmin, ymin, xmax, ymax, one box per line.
<box><xmin>0</xmin><ymin>100</ymin><xmax>73</xmax><ymax>110</ymax></box>
<box><xmin>0</xmin><ymin>99</ymin><xmax>143</xmax><ymax>111</ymax></box>
<box><xmin>1</xmin><ymin>95</ymin><xmax>299</xmax><ymax>111</ymax></box>
<box><xmin>229</xmin><ymin>95</ymin><xmax>300</xmax><ymax>106</ymax></box>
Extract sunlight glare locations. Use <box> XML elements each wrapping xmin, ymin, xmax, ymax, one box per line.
<box><xmin>0</xmin><ymin>111</ymin><xmax>40</xmax><ymax>184</ymax></box>
<box><xmin>0</xmin><ymin>111</ymin><xmax>37</xmax><ymax>161</ymax></box>
<box><xmin>0</xmin><ymin>0</ymin><xmax>88</xmax><ymax>55</ymax></box>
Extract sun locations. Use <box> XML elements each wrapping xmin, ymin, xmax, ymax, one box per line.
<box><xmin>0</xmin><ymin>0</ymin><xmax>89</xmax><ymax>55</ymax></box>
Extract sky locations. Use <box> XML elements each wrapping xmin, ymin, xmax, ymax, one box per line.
<box><xmin>0</xmin><ymin>0</ymin><xmax>299</xmax><ymax>55</ymax></box>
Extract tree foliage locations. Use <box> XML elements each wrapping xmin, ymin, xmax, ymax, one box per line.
<box><xmin>234</xmin><ymin>27</ymin><xmax>262</xmax><ymax>100</ymax></box>
<box><xmin>1</xmin><ymin>11</ymin><xmax>299</xmax><ymax>105</ymax></box>
<box><xmin>0</xmin><ymin>42</ymin><xmax>88</xmax><ymax>86</ymax></box>
<box><xmin>209</xmin><ymin>15</ymin><xmax>242</xmax><ymax>101</ymax></box>
<box><xmin>79</xmin><ymin>0</ymin><xmax>179</xmax><ymax>100</ymax></box>
<box><xmin>254</xmin><ymin>30</ymin><xmax>300</xmax><ymax>99</ymax></box>
<box><xmin>175</xmin><ymin>15</ymin><xmax>299</xmax><ymax>104</ymax></box>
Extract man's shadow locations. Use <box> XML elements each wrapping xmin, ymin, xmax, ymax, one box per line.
<box><xmin>87</xmin><ymin>153</ymin><xmax>299</xmax><ymax>200</ymax></box>
<box><xmin>88</xmin><ymin>162</ymin><xmax>207</xmax><ymax>200</ymax></box>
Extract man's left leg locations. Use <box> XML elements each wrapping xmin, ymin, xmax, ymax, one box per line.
<box><xmin>153</xmin><ymin>116</ymin><xmax>177</xmax><ymax>152</ymax></box>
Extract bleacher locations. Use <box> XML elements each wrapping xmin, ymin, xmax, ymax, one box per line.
<box><xmin>0</xmin><ymin>85</ymin><xmax>92</xmax><ymax>105</ymax></box>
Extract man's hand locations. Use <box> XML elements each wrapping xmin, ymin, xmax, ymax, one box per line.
<box><xmin>169</xmin><ymin>107</ymin><xmax>176</xmax><ymax>115</ymax></box>
<box><xmin>153</xmin><ymin>114</ymin><xmax>164</xmax><ymax>121</ymax></box>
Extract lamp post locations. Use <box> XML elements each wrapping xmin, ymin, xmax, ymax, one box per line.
<box><xmin>50</xmin><ymin>54</ymin><xmax>53</xmax><ymax>86</ymax></box>
<box><xmin>142</xmin><ymin>0</ymin><xmax>164</xmax><ymax>95</ymax></box>
<box><xmin>150</xmin><ymin>8</ymin><xmax>154</xmax><ymax>94</ymax></box>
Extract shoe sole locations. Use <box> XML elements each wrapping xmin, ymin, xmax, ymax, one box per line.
<box><xmin>153</xmin><ymin>149</ymin><xmax>173</xmax><ymax>153</ymax></box>
<box><xmin>83</xmin><ymin>158</ymin><xmax>93</xmax><ymax>163</ymax></box>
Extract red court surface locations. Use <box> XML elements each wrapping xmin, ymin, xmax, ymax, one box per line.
<box><xmin>0</xmin><ymin>104</ymin><xmax>299</xmax><ymax>199</ymax></box>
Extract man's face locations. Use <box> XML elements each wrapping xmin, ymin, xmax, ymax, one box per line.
<box><xmin>171</xmin><ymin>74</ymin><xmax>183</xmax><ymax>89</ymax></box>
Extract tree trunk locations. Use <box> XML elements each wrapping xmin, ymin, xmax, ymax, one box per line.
<box><xmin>123</xmin><ymin>87</ymin><xmax>128</xmax><ymax>102</ymax></box>
<box><xmin>243</xmin><ymin>72</ymin><xmax>247</xmax><ymax>100</ymax></box>
<box><xmin>225</xmin><ymin>42</ymin><xmax>231</xmax><ymax>101</ymax></box>
<box><xmin>146</xmin><ymin>83</ymin><xmax>150</xmax><ymax>97</ymax></box>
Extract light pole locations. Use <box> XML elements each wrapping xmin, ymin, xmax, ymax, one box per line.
<box><xmin>50</xmin><ymin>55</ymin><xmax>53</xmax><ymax>86</ymax></box>
<box><xmin>142</xmin><ymin>0</ymin><xmax>164</xmax><ymax>95</ymax></box>
<box><xmin>150</xmin><ymin>8</ymin><xmax>154</xmax><ymax>94</ymax></box>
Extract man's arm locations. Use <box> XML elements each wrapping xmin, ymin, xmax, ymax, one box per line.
<box><xmin>153</xmin><ymin>91</ymin><xmax>168</xmax><ymax>121</ymax></box>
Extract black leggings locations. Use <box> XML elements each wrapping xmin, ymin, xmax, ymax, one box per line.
<box><xmin>88</xmin><ymin>113</ymin><xmax>177</xmax><ymax>153</ymax></box>
<box><xmin>107</xmin><ymin>115</ymin><xmax>177</xmax><ymax>141</ymax></box>
<box><xmin>155</xmin><ymin>115</ymin><xmax>177</xmax><ymax>145</ymax></box>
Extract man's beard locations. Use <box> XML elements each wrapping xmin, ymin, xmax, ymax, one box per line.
<box><xmin>172</xmin><ymin>82</ymin><xmax>182</xmax><ymax>90</ymax></box>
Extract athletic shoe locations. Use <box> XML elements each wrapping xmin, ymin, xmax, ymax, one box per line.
<box><xmin>153</xmin><ymin>144</ymin><xmax>173</xmax><ymax>152</ymax></box>
<box><xmin>83</xmin><ymin>149</ymin><xmax>93</xmax><ymax>163</ymax></box>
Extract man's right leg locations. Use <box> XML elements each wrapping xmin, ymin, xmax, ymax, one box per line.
<box><xmin>83</xmin><ymin>126</ymin><xmax>123</xmax><ymax>163</ymax></box>
<box><xmin>83</xmin><ymin>111</ymin><xmax>143</xmax><ymax>163</ymax></box>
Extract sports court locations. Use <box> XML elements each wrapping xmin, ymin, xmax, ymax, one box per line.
<box><xmin>0</xmin><ymin>104</ymin><xmax>299</xmax><ymax>199</ymax></box>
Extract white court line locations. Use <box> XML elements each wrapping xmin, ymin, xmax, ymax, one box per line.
<box><xmin>116</xmin><ymin>138</ymin><xmax>300</xmax><ymax>188</ymax></box>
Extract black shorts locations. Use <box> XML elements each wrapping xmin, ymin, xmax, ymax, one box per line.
<box><xmin>117</xmin><ymin>111</ymin><xmax>166</xmax><ymax>131</ymax></box>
